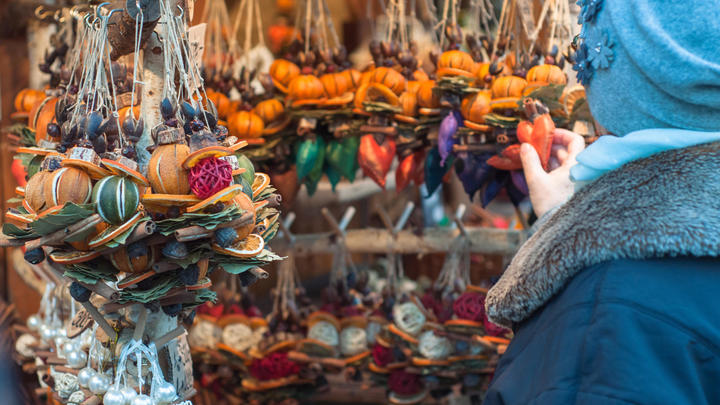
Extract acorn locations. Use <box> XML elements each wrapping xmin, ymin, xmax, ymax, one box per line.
<box><xmin>85</xmin><ymin>111</ymin><xmax>103</xmax><ymax>139</ymax></box>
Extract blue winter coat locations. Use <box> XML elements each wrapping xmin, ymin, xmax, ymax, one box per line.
<box><xmin>483</xmin><ymin>143</ymin><xmax>720</xmax><ymax>404</ymax></box>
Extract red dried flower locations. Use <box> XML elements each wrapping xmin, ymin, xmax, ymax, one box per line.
<box><xmin>388</xmin><ymin>370</ymin><xmax>423</xmax><ymax>396</ymax></box>
<box><xmin>249</xmin><ymin>352</ymin><xmax>300</xmax><ymax>381</ymax></box>
<box><xmin>453</xmin><ymin>292</ymin><xmax>485</xmax><ymax>322</ymax></box>
<box><xmin>197</xmin><ymin>303</ymin><xmax>225</xmax><ymax>319</ymax></box>
<box><xmin>371</xmin><ymin>343</ymin><xmax>393</xmax><ymax>367</ymax></box>
<box><xmin>188</xmin><ymin>157</ymin><xmax>233</xmax><ymax>199</ymax></box>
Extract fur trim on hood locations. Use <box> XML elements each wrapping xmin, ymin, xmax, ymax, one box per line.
<box><xmin>486</xmin><ymin>141</ymin><xmax>720</xmax><ymax>328</ymax></box>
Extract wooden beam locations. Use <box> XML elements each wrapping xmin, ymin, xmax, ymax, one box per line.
<box><xmin>271</xmin><ymin>227</ymin><xmax>526</xmax><ymax>256</ymax></box>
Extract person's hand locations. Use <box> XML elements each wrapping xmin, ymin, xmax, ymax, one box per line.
<box><xmin>520</xmin><ymin>128</ymin><xmax>585</xmax><ymax>218</ymax></box>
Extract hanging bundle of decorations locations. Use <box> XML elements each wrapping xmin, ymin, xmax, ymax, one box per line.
<box><xmin>4</xmin><ymin>2</ymin><xmax>284</xmax><ymax>403</ymax></box>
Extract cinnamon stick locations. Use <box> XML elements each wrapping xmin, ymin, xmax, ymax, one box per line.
<box><xmin>0</xmin><ymin>237</ymin><xmax>28</xmax><ymax>247</ymax></box>
<box><xmin>26</xmin><ymin>214</ymin><xmax>102</xmax><ymax>251</ymax></box>
<box><xmin>152</xmin><ymin>261</ymin><xmax>180</xmax><ymax>273</ymax></box>
<box><xmin>174</xmin><ymin>212</ymin><xmax>254</xmax><ymax>242</ymax></box>
<box><xmin>77</xmin><ymin>281</ymin><xmax>118</xmax><ymax>301</ymax></box>
<box><xmin>287</xmin><ymin>351</ymin><xmax>345</xmax><ymax>369</ymax></box>
<box><xmin>358</xmin><ymin>125</ymin><xmax>397</xmax><ymax>136</ymax></box>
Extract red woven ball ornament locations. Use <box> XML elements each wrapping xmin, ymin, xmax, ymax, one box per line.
<box><xmin>188</xmin><ymin>157</ymin><xmax>233</xmax><ymax>199</ymax></box>
<box><xmin>453</xmin><ymin>292</ymin><xmax>486</xmax><ymax>322</ymax></box>
<box><xmin>388</xmin><ymin>370</ymin><xmax>423</xmax><ymax>396</ymax></box>
<box><xmin>249</xmin><ymin>352</ymin><xmax>300</xmax><ymax>381</ymax></box>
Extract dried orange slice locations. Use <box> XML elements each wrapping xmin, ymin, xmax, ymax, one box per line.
<box><xmin>186</xmin><ymin>184</ymin><xmax>243</xmax><ymax>213</ymax></box>
<box><xmin>61</xmin><ymin>159</ymin><xmax>111</xmax><ymax>180</ymax></box>
<box><xmin>49</xmin><ymin>250</ymin><xmax>101</xmax><ymax>264</ymax></box>
<box><xmin>229</xmin><ymin>140</ymin><xmax>249</xmax><ymax>152</ymax></box>
<box><xmin>182</xmin><ymin>146</ymin><xmax>233</xmax><ymax>169</ymax></box>
<box><xmin>141</xmin><ymin>193</ymin><xmax>201</xmax><ymax>207</ymax></box>
<box><xmin>101</xmin><ymin>159</ymin><xmax>150</xmax><ymax>187</ymax></box>
<box><xmin>5</xmin><ymin>210</ymin><xmax>35</xmax><ymax>224</ymax></box>
<box><xmin>21</xmin><ymin>199</ymin><xmax>36</xmax><ymax>216</ymax></box>
<box><xmin>211</xmin><ymin>233</ymin><xmax>264</xmax><ymax>258</ymax></box>
<box><xmin>88</xmin><ymin>211</ymin><xmax>144</xmax><ymax>248</ymax></box>
<box><xmin>251</xmin><ymin>173</ymin><xmax>270</xmax><ymax>198</ymax></box>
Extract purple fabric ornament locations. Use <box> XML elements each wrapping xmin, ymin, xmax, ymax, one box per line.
<box><xmin>438</xmin><ymin>111</ymin><xmax>460</xmax><ymax>165</ymax></box>
<box><xmin>455</xmin><ymin>152</ymin><xmax>493</xmax><ymax>200</ymax></box>
<box><xmin>510</xmin><ymin>170</ymin><xmax>529</xmax><ymax>196</ymax></box>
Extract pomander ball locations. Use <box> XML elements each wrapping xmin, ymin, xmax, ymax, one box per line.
<box><xmin>188</xmin><ymin>157</ymin><xmax>232</xmax><ymax>199</ymax></box>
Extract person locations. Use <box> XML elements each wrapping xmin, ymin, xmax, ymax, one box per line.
<box><xmin>483</xmin><ymin>1</ymin><xmax>720</xmax><ymax>404</ymax></box>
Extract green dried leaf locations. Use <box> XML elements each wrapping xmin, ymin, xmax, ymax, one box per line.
<box><xmin>97</xmin><ymin>216</ymin><xmax>152</xmax><ymax>248</ymax></box>
<box><xmin>219</xmin><ymin>262</ymin><xmax>257</xmax><ymax>275</ymax></box>
<box><xmin>156</xmin><ymin>206</ymin><xmax>243</xmax><ymax>235</ymax></box>
<box><xmin>483</xmin><ymin>113</ymin><xmax>520</xmax><ymax>129</ymax></box>
<box><xmin>118</xmin><ymin>276</ymin><xmax>179</xmax><ymax>303</ymax></box>
<box><xmin>2</xmin><ymin>223</ymin><xmax>35</xmax><ymax>239</ymax></box>
<box><xmin>30</xmin><ymin>203</ymin><xmax>95</xmax><ymax>236</ymax></box>
<box><xmin>64</xmin><ymin>260</ymin><xmax>118</xmax><ymax>284</ymax></box>
<box><xmin>520</xmin><ymin>84</ymin><xmax>565</xmax><ymax>111</ymax></box>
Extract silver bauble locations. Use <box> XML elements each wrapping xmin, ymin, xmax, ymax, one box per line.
<box><xmin>66</xmin><ymin>350</ymin><xmax>88</xmax><ymax>369</ymax></box>
<box><xmin>130</xmin><ymin>394</ymin><xmax>154</xmax><ymax>405</ymax></box>
<box><xmin>88</xmin><ymin>373</ymin><xmax>110</xmax><ymax>394</ymax></box>
<box><xmin>77</xmin><ymin>367</ymin><xmax>96</xmax><ymax>387</ymax></box>
<box><xmin>55</xmin><ymin>337</ymin><xmax>69</xmax><ymax>354</ymax></box>
<box><xmin>153</xmin><ymin>381</ymin><xmax>177</xmax><ymax>404</ymax></box>
<box><xmin>27</xmin><ymin>315</ymin><xmax>41</xmax><ymax>331</ymax></box>
<box><xmin>121</xmin><ymin>386</ymin><xmax>138</xmax><ymax>403</ymax></box>
<box><xmin>102</xmin><ymin>389</ymin><xmax>126</xmax><ymax>405</ymax></box>
<box><xmin>40</xmin><ymin>325</ymin><xmax>55</xmax><ymax>342</ymax></box>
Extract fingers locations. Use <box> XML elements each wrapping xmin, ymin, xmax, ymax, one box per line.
<box><xmin>520</xmin><ymin>143</ymin><xmax>546</xmax><ymax>184</ymax></box>
<box><xmin>552</xmin><ymin>128</ymin><xmax>585</xmax><ymax>167</ymax></box>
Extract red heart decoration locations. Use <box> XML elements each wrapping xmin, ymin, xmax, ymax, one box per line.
<box><xmin>358</xmin><ymin>134</ymin><xmax>396</xmax><ymax>188</ymax></box>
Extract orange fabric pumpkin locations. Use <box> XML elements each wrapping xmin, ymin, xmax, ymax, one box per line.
<box><xmin>369</xmin><ymin>67</ymin><xmax>406</xmax><ymax>95</ymax></box>
<box><xmin>526</xmin><ymin>65</ymin><xmax>567</xmax><ymax>85</ymax></box>
<box><xmin>342</xmin><ymin>69</ymin><xmax>362</xmax><ymax>90</ymax></box>
<box><xmin>491</xmin><ymin>76</ymin><xmax>528</xmax><ymax>99</ymax></box>
<box><xmin>253</xmin><ymin>99</ymin><xmax>285</xmax><ymax>125</ymax></box>
<box><xmin>416</xmin><ymin>80</ymin><xmax>440</xmax><ymax>109</ymax></box>
<box><xmin>147</xmin><ymin>143</ymin><xmax>191</xmax><ymax>194</ymax></box>
<box><xmin>270</xmin><ymin>59</ymin><xmax>301</xmax><ymax>93</ymax></box>
<box><xmin>461</xmin><ymin>91</ymin><xmax>492</xmax><ymax>123</ymax></box>
<box><xmin>320</xmin><ymin>73</ymin><xmax>351</xmax><ymax>98</ymax></box>
<box><xmin>412</xmin><ymin>70</ymin><xmax>430</xmax><ymax>82</ymax></box>
<box><xmin>354</xmin><ymin>82</ymin><xmax>369</xmax><ymax>110</ymax></box>
<box><xmin>228</xmin><ymin>110</ymin><xmax>265</xmax><ymax>139</ymax></box>
<box><xmin>15</xmin><ymin>89</ymin><xmax>44</xmax><ymax>113</ymax></box>
<box><xmin>399</xmin><ymin>91</ymin><xmax>418</xmax><ymax>117</ymax></box>
<box><xmin>437</xmin><ymin>50</ymin><xmax>475</xmax><ymax>78</ymax></box>
<box><xmin>287</xmin><ymin>74</ymin><xmax>325</xmax><ymax>107</ymax></box>
<box><xmin>206</xmin><ymin>89</ymin><xmax>234</xmax><ymax>119</ymax></box>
